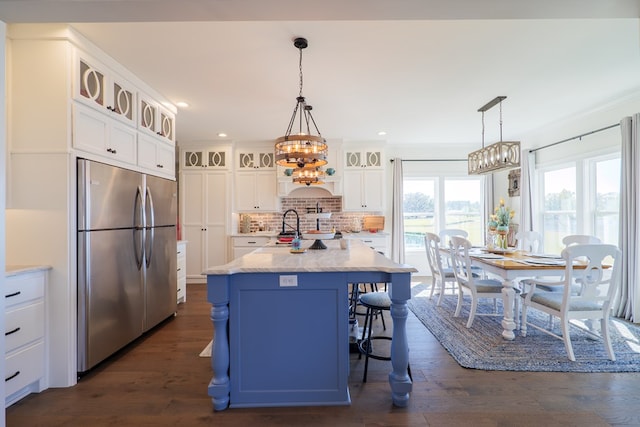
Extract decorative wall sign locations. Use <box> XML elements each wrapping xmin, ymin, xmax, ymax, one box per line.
<box><xmin>508</xmin><ymin>168</ymin><xmax>521</xmax><ymax>197</ymax></box>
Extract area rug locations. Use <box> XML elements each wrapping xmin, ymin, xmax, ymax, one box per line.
<box><xmin>199</xmin><ymin>340</ymin><xmax>212</xmax><ymax>358</ymax></box>
<box><xmin>408</xmin><ymin>283</ymin><xmax>640</xmax><ymax>372</ymax></box>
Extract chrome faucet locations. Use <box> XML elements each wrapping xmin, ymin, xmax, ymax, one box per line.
<box><xmin>281</xmin><ymin>209</ymin><xmax>300</xmax><ymax>236</ymax></box>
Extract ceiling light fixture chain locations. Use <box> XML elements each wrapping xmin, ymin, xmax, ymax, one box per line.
<box><xmin>499</xmin><ymin>98</ymin><xmax>503</xmax><ymax>142</ymax></box>
<box><xmin>298</xmin><ymin>38</ymin><xmax>304</xmax><ymax>98</ymax></box>
<box><xmin>275</xmin><ymin>36</ymin><xmax>329</xmax><ymax>186</ymax></box>
<box><xmin>468</xmin><ymin>95</ymin><xmax>520</xmax><ymax>175</ymax></box>
<box><xmin>481</xmin><ymin>110</ymin><xmax>485</xmax><ymax>149</ymax></box>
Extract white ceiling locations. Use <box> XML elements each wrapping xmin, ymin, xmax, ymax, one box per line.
<box><xmin>1</xmin><ymin>0</ymin><xmax>640</xmax><ymax>147</ymax></box>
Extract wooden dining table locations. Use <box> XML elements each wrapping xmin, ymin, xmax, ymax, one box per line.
<box><xmin>468</xmin><ymin>249</ymin><xmax>579</xmax><ymax>340</ymax></box>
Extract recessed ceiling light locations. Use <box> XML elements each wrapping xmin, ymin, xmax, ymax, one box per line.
<box><xmin>377</xmin><ymin>131</ymin><xmax>387</xmax><ymax>136</ymax></box>
<box><xmin>175</xmin><ymin>101</ymin><xmax>190</xmax><ymax>108</ymax></box>
<box><xmin>217</xmin><ymin>133</ymin><xmax>228</xmax><ymax>138</ymax></box>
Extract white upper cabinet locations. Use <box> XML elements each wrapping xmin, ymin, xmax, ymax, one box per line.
<box><xmin>342</xmin><ymin>146</ymin><xmax>385</xmax><ymax>212</ymax></box>
<box><xmin>74</xmin><ymin>52</ymin><xmax>136</xmax><ymax>127</ymax></box>
<box><xmin>182</xmin><ymin>149</ymin><xmax>229</xmax><ymax>169</ymax></box>
<box><xmin>344</xmin><ymin>150</ymin><xmax>383</xmax><ymax>169</ymax></box>
<box><xmin>70</xmin><ymin>45</ymin><xmax>176</xmax><ymax>178</ymax></box>
<box><xmin>235</xmin><ymin>171</ymin><xmax>278</xmax><ymax>212</ymax></box>
<box><xmin>73</xmin><ymin>103</ymin><xmax>137</xmax><ymax>166</ymax></box>
<box><xmin>139</xmin><ymin>92</ymin><xmax>175</xmax><ymax>144</ymax></box>
<box><xmin>234</xmin><ymin>147</ymin><xmax>277</xmax><ymax>211</ymax></box>
<box><xmin>137</xmin><ymin>133</ymin><xmax>175</xmax><ymax>177</ymax></box>
<box><xmin>237</xmin><ymin>151</ymin><xmax>275</xmax><ymax>170</ymax></box>
<box><xmin>343</xmin><ymin>168</ymin><xmax>385</xmax><ymax>212</ymax></box>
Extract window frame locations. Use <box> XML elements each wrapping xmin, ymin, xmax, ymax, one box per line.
<box><xmin>535</xmin><ymin>150</ymin><xmax>620</xmax><ymax>251</ymax></box>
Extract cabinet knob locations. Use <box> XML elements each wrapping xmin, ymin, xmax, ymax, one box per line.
<box><xmin>157</xmin><ymin>164</ymin><xmax>164</xmax><ymax>168</ymax></box>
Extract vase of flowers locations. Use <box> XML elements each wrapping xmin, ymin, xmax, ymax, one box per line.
<box><xmin>489</xmin><ymin>199</ymin><xmax>514</xmax><ymax>250</ymax></box>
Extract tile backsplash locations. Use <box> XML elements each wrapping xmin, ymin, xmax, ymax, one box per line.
<box><xmin>238</xmin><ymin>196</ymin><xmax>383</xmax><ymax>234</ymax></box>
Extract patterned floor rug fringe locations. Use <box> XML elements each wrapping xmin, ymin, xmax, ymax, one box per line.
<box><xmin>408</xmin><ymin>283</ymin><xmax>640</xmax><ymax>372</ymax></box>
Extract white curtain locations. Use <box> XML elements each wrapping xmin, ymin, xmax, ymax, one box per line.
<box><xmin>613</xmin><ymin>114</ymin><xmax>640</xmax><ymax>322</ymax></box>
<box><xmin>519</xmin><ymin>150</ymin><xmax>539</xmax><ymax>250</ymax></box>
<box><xmin>391</xmin><ymin>158</ymin><xmax>405</xmax><ymax>263</ymax></box>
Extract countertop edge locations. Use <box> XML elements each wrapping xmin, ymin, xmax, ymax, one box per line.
<box><xmin>6</xmin><ymin>265</ymin><xmax>53</xmax><ymax>277</ymax></box>
<box><xmin>205</xmin><ymin>266</ymin><xmax>418</xmax><ymax>276</ymax></box>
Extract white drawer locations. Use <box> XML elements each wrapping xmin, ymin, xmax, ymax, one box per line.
<box><xmin>5</xmin><ymin>272</ymin><xmax>45</xmax><ymax>308</ymax></box>
<box><xmin>5</xmin><ymin>341</ymin><xmax>45</xmax><ymax>398</ymax></box>
<box><xmin>5</xmin><ymin>301</ymin><xmax>45</xmax><ymax>353</ymax></box>
<box><xmin>233</xmin><ymin>236</ymin><xmax>271</xmax><ymax>247</ymax></box>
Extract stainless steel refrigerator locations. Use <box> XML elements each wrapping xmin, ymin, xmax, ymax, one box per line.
<box><xmin>77</xmin><ymin>158</ymin><xmax>177</xmax><ymax>372</ymax></box>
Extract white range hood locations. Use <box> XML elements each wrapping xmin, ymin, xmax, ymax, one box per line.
<box><xmin>278</xmin><ymin>176</ymin><xmax>342</xmax><ymax>198</ymax></box>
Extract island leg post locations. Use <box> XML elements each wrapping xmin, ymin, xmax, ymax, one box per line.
<box><xmin>388</xmin><ymin>274</ymin><xmax>412</xmax><ymax>407</ymax></box>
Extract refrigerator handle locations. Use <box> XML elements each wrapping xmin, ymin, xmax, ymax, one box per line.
<box><xmin>134</xmin><ymin>186</ymin><xmax>144</xmax><ymax>270</ymax></box>
<box><xmin>145</xmin><ymin>186</ymin><xmax>155</xmax><ymax>268</ymax></box>
<box><xmin>146</xmin><ymin>186</ymin><xmax>155</xmax><ymax>228</ymax></box>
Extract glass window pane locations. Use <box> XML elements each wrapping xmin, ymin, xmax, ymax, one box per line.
<box><xmin>595</xmin><ymin>158</ymin><xmax>620</xmax><ymax>246</ymax></box>
<box><xmin>444</xmin><ymin>179</ymin><xmax>482</xmax><ymax>246</ymax></box>
<box><xmin>403</xmin><ymin>179</ymin><xmax>436</xmax><ymax>250</ymax></box>
<box><xmin>542</xmin><ymin>167</ymin><xmax>576</xmax><ymax>254</ymax></box>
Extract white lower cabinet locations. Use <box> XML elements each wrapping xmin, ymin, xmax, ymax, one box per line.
<box><xmin>177</xmin><ymin>241</ymin><xmax>187</xmax><ymax>303</ymax></box>
<box><xmin>346</xmin><ymin>233</ymin><xmax>389</xmax><ymax>256</ymax></box>
<box><xmin>232</xmin><ymin>236</ymin><xmax>272</xmax><ymax>260</ymax></box>
<box><xmin>4</xmin><ymin>268</ymin><xmax>49</xmax><ymax>407</ymax></box>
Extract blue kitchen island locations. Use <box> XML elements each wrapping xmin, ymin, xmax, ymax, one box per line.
<box><xmin>205</xmin><ymin>239</ymin><xmax>416</xmax><ymax>411</ymax></box>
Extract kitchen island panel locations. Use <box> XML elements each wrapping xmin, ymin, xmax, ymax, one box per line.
<box><xmin>229</xmin><ymin>272</ymin><xmax>349</xmax><ymax>408</ymax></box>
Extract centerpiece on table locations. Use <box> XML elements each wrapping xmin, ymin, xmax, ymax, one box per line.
<box><xmin>487</xmin><ymin>199</ymin><xmax>514</xmax><ymax>250</ymax></box>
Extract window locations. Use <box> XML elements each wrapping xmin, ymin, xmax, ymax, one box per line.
<box><xmin>538</xmin><ymin>154</ymin><xmax>620</xmax><ymax>254</ymax></box>
<box><xmin>403</xmin><ymin>175</ymin><xmax>484</xmax><ymax>275</ymax></box>
<box><xmin>541</xmin><ymin>166</ymin><xmax>577</xmax><ymax>253</ymax></box>
<box><xmin>444</xmin><ymin>179</ymin><xmax>483</xmax><ymax>244</ymax></box>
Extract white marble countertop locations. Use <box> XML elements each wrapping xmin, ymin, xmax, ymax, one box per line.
<box><xmin>206</xmin><ymin>239</ymin><xmax>416</xmax><ymax>275</ymax></box>
<box><xmin>342</xmin><ymin>231</ymin><xmax>389</xmax><ymax>238</ymax></box>
<box><xmin>6</xmin><ymin>265</ymin><xmax>52</xmax><ymax>277</ymax></box>
<box><xmin>230</xmin><ymin>231</ymin><xmax>278</xmax><ymax>237</ymax></box>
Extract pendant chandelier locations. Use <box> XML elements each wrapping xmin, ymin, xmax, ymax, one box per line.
<box><xmin>468</xmin><ymin>96</ymin><xmax>520</xmax><ymax>175</ymax></box>
<box><xmin>292</xmin><ymin>165</ymin><xmax>326</xmax><ymax>186</ymax></box>
<box><xmin>274</xmin><ymin>37</ymin><xmax>328</xmax><ymax>184</ymax></box>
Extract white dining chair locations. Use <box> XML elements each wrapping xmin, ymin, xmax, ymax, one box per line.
<box><xmin>520</xmin><ymin>243</ymin><xmax>621</xmax><ymax>361</ymax></box>
<box><xmin>424</xmin><ymin>233</ymin><xmax>457</xmax><ymax>306</ymax></box>
<box><xmin>449</xmin><ymin>236</ymin><xmax>518</xmax><ymax>328</ymax></box>
<box><xmin>516</xmin><ymin>230</ymin><xmax>543</xmax><ymax>253</ymax></box>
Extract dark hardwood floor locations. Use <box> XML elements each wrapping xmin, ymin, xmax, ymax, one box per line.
<box><xmin>6</xmin><ymin>283</ymin><xmax>640</xmax><ymax>426</ymax></box>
